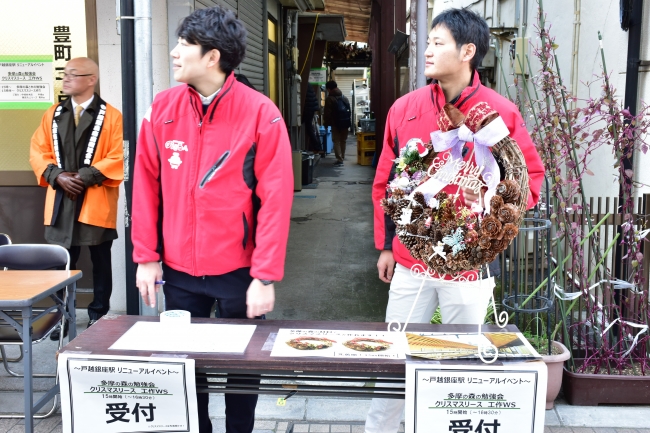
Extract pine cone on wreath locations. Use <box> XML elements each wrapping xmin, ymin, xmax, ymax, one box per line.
<box><xmin>478</xmin><ymin>237</ymin><xmax>492</xmax><ymax>251</ymax></box>
<box><xmin>414</xmin><ymin>235</ymin><xmax>429</xmax><ymax>255</ymax></box>
<box><xmin>380</xmin><ymin>199</ymin><xmax>396</xmax><ymax>216</ymax></box>
<box><xmin>496</xmin><ymin>203</ymin><xmax>520</xmax><ymax>224</ymax></box>
<box><xmin>501</xmin><ymin>223</ymin><xmax>519</xmax><ymax>241</ymax></box>
<box><xmin>490</xmin><ymin>195</ymin><xmax>504</xmax><ymax>212</ymax></box>
<box><xmin>496</xmin><ymin>180</ymin><xmax>521</xmax><ymax>204</ymax></box>
<box><xmin>489</xmin><ymin>239</ymin><xmax>509</xmax><ymax>255</ymax></box>
<box><xmin>392</xmin><ymin>200</ymin><xmax>410</xmax><ymax>220</ymax></box>
<box><xmin>481</xmin><ymin>215</ymin><xmax>503</xmax><ymax>239</ymax></box>
<box><xmin>400</xmin><ymin>234</ymin><xmax>418</xmax><ymax>250</ymax></box>
<box><xmin>413</xmin><ymin>192</ymin><xmax>427</xmax><ymax>207</ymax></box>
<box><xmin>482</xmin><ymin>251</ymin><xmax>498</xmax><ymax>265</ymax></box>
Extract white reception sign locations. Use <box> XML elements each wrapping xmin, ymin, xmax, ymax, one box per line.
<box><xmin>406</xmin><ymin>361</ymin><xmax>547</xmax><ymax>433</ymax></box>
<box><xmin>58</xmin><ymin>354</ymin><xmax>199</xmax><ymax>433</ymax></box>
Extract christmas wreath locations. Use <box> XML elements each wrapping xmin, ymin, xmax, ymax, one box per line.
<box><xmin>343</xmin><ymin>338</ymin><xmax>393</xmax><ymax>352</ymax></box>
<box><xmin>286</xmin><ymin>336</ymin><xmax>337</xmax><ymax>350</ymax></box>
<box><xmin>381</xmin><ymin>102</ymin><xmax>530</xmax><ymax>276</ymax></box>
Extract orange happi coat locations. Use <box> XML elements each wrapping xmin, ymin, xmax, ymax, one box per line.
<box><xmin>29</xmin><ymin>102</ymin><xmax>124</xmax><ymax>229</ymax></box>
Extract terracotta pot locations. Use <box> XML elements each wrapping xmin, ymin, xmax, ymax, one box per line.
<box><xmin>540</xmin><ymin>341</ymin><xmax>570</xmax><ymax>410</ymax></box>
<box><xmin>563</xmin><ymin>359</ymin><xmax>650</xmax><ymax>405</ymax></box>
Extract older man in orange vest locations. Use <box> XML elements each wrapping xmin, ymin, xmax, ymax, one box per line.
<box><xmin>30</xmin><ymin>57</ymin><xmax>123</xmax><ymax>339</ymax></box>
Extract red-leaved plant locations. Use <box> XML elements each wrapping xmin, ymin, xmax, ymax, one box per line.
<box><xmin>516</xmin><ymin>0</ymin><xmax>650</xmax><ymax>374</ymax></box>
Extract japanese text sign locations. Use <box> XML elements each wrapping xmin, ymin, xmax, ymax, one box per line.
<box><xmin>58</xmin><ymin>354</ymin><xmax>199</xmax><ymax>433</ymax></box>
<box><xmin>308</xmin><ymin>68</ymin><xmax>326</xmax><ymax>85</ymax></box>
<box><xmin>405</xmin><ymin>361</ymin><xmax>547</xmax><ymax>433</ymax></box>
<box><xmin>0</xmin><ymin>59</ymin><xmax>53</xmax><ymax>108</ymax></box>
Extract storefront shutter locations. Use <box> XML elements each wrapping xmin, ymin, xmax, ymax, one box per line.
<box><xmin>334</xmin><ymin>70</ymin><xmax>365</xmax><ymax>101</ymax></box>
<box><xmin>193</xmin><ymin>0</ymin><xmax>264</xmax><ymax>93</ymax></box>
<box><xmin>196</xmin><ymin>0</ymin><xmax>238</xmax><ymax>11</ymax></box>
<box><xmin>236</xmin><ymin>0</ymin><xmax>265</xmax><ymax>93</ymax></box>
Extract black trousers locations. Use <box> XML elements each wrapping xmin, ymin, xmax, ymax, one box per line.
<box><xmin>162</xmin><ymin>264</ymin><xmax>260</xmax><ymax>433</ymax></box>
<box><xmin>69</xmin><ymin>240</ymin><xmax>113</xmax><ymax>320</ymax></box>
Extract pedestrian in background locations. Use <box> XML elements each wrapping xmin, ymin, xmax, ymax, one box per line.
<box><xmin>302</xmin><ymin>84</ymin><xmax>323</xmax><ymax>154</ymax></box>
<box><xmin>323</xmin><ymin>80</ymin><xmax>351</xmax><ymax>166</ymax></box>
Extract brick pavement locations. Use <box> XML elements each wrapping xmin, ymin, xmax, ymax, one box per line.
<box><xmin>4</xmin><ymin>417</ymin><xmax>650</xmax><ymax>433</ymax></box>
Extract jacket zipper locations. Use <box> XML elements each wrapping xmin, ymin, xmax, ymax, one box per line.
<box><xmin>190</xmin><ymin>100</ymin><xmax>203</xmax><ymax>275</ymax></box>
<box><xmin>199</xmin><ymin>150</ymin><xmax>230</xmax><ymax>189</ymax></box>
<box><xmin>188</xmin><ymin>83</ymin><xmax>229</xmax><ymax>274</ymax></box>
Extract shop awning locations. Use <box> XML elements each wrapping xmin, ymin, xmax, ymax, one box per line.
<box><xmin>323</xmin><ymin>0</ymin><xmax>371</xmax><ymax>43</ymax></box>
<box><xmin>280</xmin><ymin>0</ymin><xmax>371</xmax><ymax>43</ymax></box>
<box><xmin>298</xmin><ymin>13</ymin><xmax>347</xmax><ymax>42</ymax></box>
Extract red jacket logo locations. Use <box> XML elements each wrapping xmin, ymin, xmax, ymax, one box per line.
<box><xmin>165</xmin><ymin>140</ymin><xmax>188</xmax><ymax>152</ymax></box>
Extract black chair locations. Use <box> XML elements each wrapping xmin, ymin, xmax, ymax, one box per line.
<box><xmin>0</xmin><ymin>234</ymin><xmax>21</xmax><ymax>363</ymax></box>
<box><xmin>0</xmin><ymin>244</ymin><xmax>70</xmax><ymax>419</ymax></box>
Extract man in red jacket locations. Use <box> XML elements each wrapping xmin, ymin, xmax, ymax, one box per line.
<box><xmin>366</xmin><ymin>8</ymin><xmax>544</xmax><ymax>433</ymax></box>
<box><xmin>132</xmin><ymin>6</ymin><xmax>293</xmax><ymax>433</ymax></box>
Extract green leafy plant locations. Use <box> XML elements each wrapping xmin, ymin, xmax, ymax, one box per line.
<box><xmin>430</xmin><ymin>301</ymin><xmax>496</xmax><ymax>325</ymax></box>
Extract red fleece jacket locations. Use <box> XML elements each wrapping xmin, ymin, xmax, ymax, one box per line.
<box><xmin>133</xmin><ymin>72</ymin><xmax>294</xmax><ymax>280</ymax></box>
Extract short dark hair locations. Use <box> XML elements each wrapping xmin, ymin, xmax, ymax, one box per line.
<box><xmin>177</xmin><ymin>6</ymin><xmax>247</xmax><ymax>75</ymax></box>
<box><xmin>325</xmin><ymin>81</ymin><xmax>338</xmax><ymax>90</ymax></box>
<box><xmin>431</xmin><ymin>8</ymin><xmax>490</xmax><ymax>71</ymax></box>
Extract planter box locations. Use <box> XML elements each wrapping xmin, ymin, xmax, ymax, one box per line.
<box><xmin>541</xmin><ymin>341</ymin><xmax>570</xmax><ymax>410</ymax></box>
<box><xmin>563</xmin><ymin>360</ymin><xmax>650</xmax><ymax>405</ymax></box>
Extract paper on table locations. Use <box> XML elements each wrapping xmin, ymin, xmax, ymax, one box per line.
<box><xmin>109</xmin><ymin>321</ymin><xmax>256</xmax><ymax>353</ymax></box>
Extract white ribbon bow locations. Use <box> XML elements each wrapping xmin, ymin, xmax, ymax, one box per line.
<box><xmin>554</xmin><ymin>279</ymin><xmax>640</xmax><ymax>301</ymax></box>
<box><xmin>412</xmin><ymin>117</ymin><xmax>510</xmax><ymax>214</ymax></box>
<box><xmin>554</xmin><ymin>279</ymin><xmax>645</xmax><ymax>358</ymax></box>
<box><xmin>601</xmin><ymin>318</ymin><xmax>648</xmax><ymax>358</ymax></box>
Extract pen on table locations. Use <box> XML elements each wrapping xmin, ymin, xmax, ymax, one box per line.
<box><xmin>155</xmin><ymin>280</ymin><xmax>166</xmax><ymax>285</ymax></box>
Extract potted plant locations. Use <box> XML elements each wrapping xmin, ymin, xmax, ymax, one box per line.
<box><xmin>522</xmin><ymin>318</ymin><xmax>570</xmax><ymax>410</ymax></box>
<box><xmin>519</xmin><ymin>0</ymin><xmax>650</xmax><ymax>405</ymax></box>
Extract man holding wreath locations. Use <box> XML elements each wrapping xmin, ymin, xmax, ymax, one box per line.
<box><xmin>367</xmin><ymin>8</ymin><xmax>544</xmax><ymax>432</ymax></box>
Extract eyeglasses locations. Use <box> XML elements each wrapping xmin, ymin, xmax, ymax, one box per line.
<box><xmin>59</xmin><ymin>72</ymin><xmax>94</xmax><ymax>80</ymax></box>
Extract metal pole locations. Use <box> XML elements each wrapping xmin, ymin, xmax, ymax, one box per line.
<box><xmin>615</xmin><ymin>0</ymin><xmax>643</xmax><ymax>280</ymax></box>
<box><xmin>134</xmin><ymin>0</ymin><xmax>153</xmax><ymax>137</ymax></box>
<box><xmin>408</xmin><ymin>0</ymin><xmax>417</xmax><ymax>91</ymax></box>
<box><xmin>134</xmin><ymin>0</ymin><xmax>156</xmax><ymax>316</ymax></box>
<box><xmin>120</xmin><ymin>0</ymin><xmax>140</xmax><ymax>316</ymax></box>
<box><xmin>415</xmin><ymin>0</ymin><xmax>427</xmax><ymax>89</ymax></box>
<box><xmin>263</xmin><ymin>0</ymin><xmax>269</xmax><ymax>96</ymax></box>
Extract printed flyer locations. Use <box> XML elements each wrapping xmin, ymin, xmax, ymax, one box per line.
<box><xmin>271</xmin><ymin>329</ymin><xmax>409</xmax><ymax>359</ymax></box>
<box><xmin>406</xmin><ymin>332</ymin><xmax>540</xmax><ymax>361</ymax></box>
